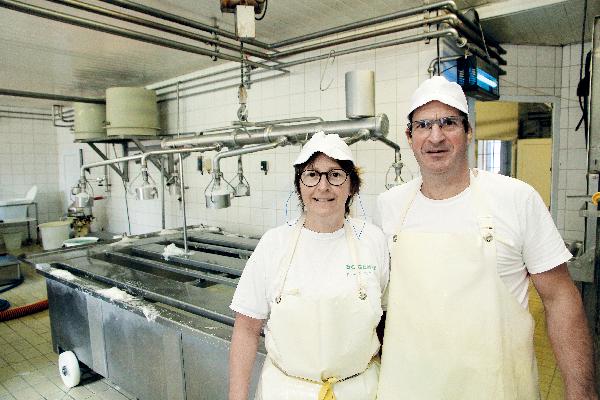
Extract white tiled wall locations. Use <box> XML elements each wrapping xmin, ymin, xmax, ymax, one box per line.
<box><xmin>2</xmin><ymin>40</ymin><xmax>592</xmax><ymax>241</ymax></box>
<box><xmin>86</xmin><ymin>39</ymin><xmax>439</xmax><ymax>237</ymax></box>
<box><xmin>0</xmin><ymin>113</ymin><xmax>62</xmax><ymax>242</ymax></box>
<box><xmin>558</xmin><ymin>42</ymin><xmax>592</xmax><ymax>242</ymax></box>
<box><xmin>497</xmin><ymin>42</ymin><xmax>590</xmax><ymax>242</ymax></box>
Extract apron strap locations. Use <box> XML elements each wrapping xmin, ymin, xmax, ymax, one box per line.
<box><xmin>274</xmin><ymin>217</ymin><xmax>365</xmax><ymax>302</ymax></box>
<box><xmin>274</xmin><ymin>216</ymin><xmax>305</xmax><ymax>302</ymax></box>
<box><xmin>469</xmin><ymin>169</ymin><xmax>496</xmax><ymax>243</ymax></box>
<box><xmin>269</xmin><ymin>356</ymin><xmax>376</xmax><ymax>399</ymax></box>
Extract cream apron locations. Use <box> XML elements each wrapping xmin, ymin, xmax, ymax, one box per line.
<box><xmin>377</xmin><ymin>170</ymin><xmax>539</xmax><ymax>400</ymax></box>
<box><xmin>255</xmin><ymin>217</ymin><xmax>381</xmax><ymax>400</ymax></box>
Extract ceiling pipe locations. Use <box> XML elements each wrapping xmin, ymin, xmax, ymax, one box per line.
<box><xmin>279</xmin><ymin>28</ymin><xmax>465</xmax><ymax>69</ymax></box>
<box><xmin>98</xmin><ymin>0</ymin><xmax>271</xmax><ymax>50</ymax></box>
<box><xmin>270</xmin><ymin>14</ymin><xmax>458</xmax><ymax>59</ymax></box>
<box><xmin>0</xmin><ymin>0</ymin><xmax>282</xmax><ymax>71</ymax></box>
<box><xmin>45</xmin><ymin>0</ymin><xmax>274</xmax><ymax>61</ymax></box>
<box><xmin>266</xmin><ymin>12</ymin><xmax>504</xmax><ymax>66</ymax></box>
<box><xmin>268</xmin><ymin>0</ymin><xmax>456</xmax><ymax>49</ymax></box>
<box><xmin>442</xmin><ymin>1</ymin><xmax>505</xmax><ymax>53</ymax></box>
<box><xmin>0</xmin><ymin>88</ymin><xmax>105</xmax><ymax>104</ymax></box>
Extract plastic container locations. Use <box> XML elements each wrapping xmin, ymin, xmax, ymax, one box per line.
<box><xmin>3</xmin><ymin>231</ymin><xmax>22</xmax><ymax>250</ymax></box>
<box><xmin>39</xmin><ymin>221</ymin><xmax>71</xmax><ymax>250</ymax></box>
<box><xmin>345</xmin><ymin>70</ymin><xmax>375</xmax><ymax>119</ymax></box>
<box><xmin>105</xmin><ymin>87</ymin><xmax>159</xmax><ymax>136</ymax></box>
<box><xmin>73</xmin><ymin>103</ymin><xmax>106</xmax><ymax>140</ymax></box>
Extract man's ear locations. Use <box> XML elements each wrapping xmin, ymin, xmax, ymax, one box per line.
<box><xmin>405</xmin><ymin>128</ymin><xmax>412</xmax><ymax>145</ymax></box>
<box><xmin>466</xmin><ymin>124</ymin><xmax>473</xmax><ymax>141</ymax></box>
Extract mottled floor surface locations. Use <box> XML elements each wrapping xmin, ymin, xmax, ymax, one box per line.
<box><xmin>0</xmin><ymin>245</ymin><xmax>134</xmax><ymax>400</ymax></box>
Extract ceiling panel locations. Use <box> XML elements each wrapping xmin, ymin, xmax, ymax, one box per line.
<box><xmin>0</xmin><ymin>0</ymin><xmax>596</xmax><ymax>110</ymax></box>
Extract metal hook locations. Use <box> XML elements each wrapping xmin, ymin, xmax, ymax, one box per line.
<box><xmin>319</xmin><ymin>50</ymin><xmax>336</xmax><ymax>91</ymax></box>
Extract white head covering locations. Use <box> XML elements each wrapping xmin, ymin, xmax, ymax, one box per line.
<box><xmin>407</xmin><ymin>75</ymin><xmax>468</xmax><ymax>118</ymax></box>
<box><xmin>293</xmin><ymin>131</ymin><xmax>354</xmax><ymax>165</ymax></box>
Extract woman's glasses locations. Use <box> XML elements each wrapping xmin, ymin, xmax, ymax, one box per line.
<box><xmin>300</xmin><ymin>169</ymin><xmax>348</xmax><ymax>187</ymax></box>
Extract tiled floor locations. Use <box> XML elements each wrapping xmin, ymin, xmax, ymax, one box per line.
<box><xmin>0</xmin><ymin>245</ymin><xmax>134</xmax><ymax>400</ymax></box>
<box><xmin>1</xmin><ymin>245</ymin><xmax>565</xmax><ymax>400</ymax></box>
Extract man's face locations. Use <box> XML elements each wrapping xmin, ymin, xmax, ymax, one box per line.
<box><xmin>406</xmin><ymin>100</ymin><xmax>471</xmax><ymax>177</ymax></box>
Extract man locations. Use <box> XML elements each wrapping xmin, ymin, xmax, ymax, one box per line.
<box><xmin>376</xmin><ymin>75</ymin><xmax>596</xmax><ymax>399</ymax></box>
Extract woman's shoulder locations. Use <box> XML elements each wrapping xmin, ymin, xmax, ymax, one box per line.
<box><xmin>257</xmin><ymin>222</ymin><xmax>297</xmax><ymax>245</ymax></box>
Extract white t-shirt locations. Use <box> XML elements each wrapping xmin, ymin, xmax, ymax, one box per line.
<box><xmin>375</xmin><ymin>170</ymin><xmax>572</xmax><ymax>308</ymax></box>
<box><xmin>230</xmin><ymin>219</ymin><xmax>390</xmax><ymax>320</ymax></box>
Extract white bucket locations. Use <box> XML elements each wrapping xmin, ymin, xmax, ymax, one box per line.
<box><xmin>3</xmin><ymin>232</ymin><xmax>22</xmax><ymax>250</ymax></box>
<box><xmin>39</xmin><ymin>221</ymin><xmax>71</xmax><ymax>250</ymax></box>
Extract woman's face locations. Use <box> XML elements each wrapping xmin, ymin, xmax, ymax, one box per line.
<box><xmin>299</xmin><ymin>154</ymin><xmax>351</xmax><ymax>223</ymax></box>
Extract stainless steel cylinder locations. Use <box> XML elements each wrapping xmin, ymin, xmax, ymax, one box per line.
<box><xmin>345</xmin><ymin>70</ymin><xmax>375</xmax><ymax>119</ymax></box>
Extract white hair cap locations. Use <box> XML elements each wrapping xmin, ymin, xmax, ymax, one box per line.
<box><xmin>407</xmin><ymin>75</ymin><xmax>468</xmax><ymax>118</ymax></box>
<box><xmin>293</xmin><ymin>131</ymin><xmax>354</xmax><ymax>165</ymax></box>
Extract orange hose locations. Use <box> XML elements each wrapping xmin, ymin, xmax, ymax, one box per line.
<box><xmin>0</xmin><ymin>299</ymin><xmax>48</xmax><ymax>322</ymax></box>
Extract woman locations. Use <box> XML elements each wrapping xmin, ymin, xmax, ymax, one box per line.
<box><xmin>229</xmin><ymin>132</ymin><xmax>389</xmax><ymax>400</ymax></box>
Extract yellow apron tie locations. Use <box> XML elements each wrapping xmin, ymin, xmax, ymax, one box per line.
<box><xmin>318</xmin><ymin>377</ymin><xmax>338</xmax><ymax>400</ymax></box>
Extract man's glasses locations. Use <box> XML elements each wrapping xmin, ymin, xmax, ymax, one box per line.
<box><xmin>407</xmin><ymin>116</ymin><xmax>466</xmax><ymax>135</ymax></box>
<box><xmin>300</xmin><ymin>169</ymin><xmax>348</xmax><ymax>187</ymax></box>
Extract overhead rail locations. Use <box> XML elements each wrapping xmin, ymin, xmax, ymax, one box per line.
<box><xmin>0</xmin><ymin>88</ymin><xmax>105</xmax><ymax>104</ymax></box>
<box><xmin>0</xmin><ymin>0</ymin><xmax>507</xmax><ymax>101</ymax></box>
<box><xmin>0</xmin><ymin>0</ymin><xmax>283</xmax><ymax>71</ymax></box>
<box><xmin>44</xmin><ymin>0</ymin><xmax>274</xmax><ymax>61</ymax></box>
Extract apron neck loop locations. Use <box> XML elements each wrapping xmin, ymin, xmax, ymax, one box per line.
<box><xmin>274</xmin><ymin>216</ymin><xmax>366</xmax><ymax>303</ymax></box>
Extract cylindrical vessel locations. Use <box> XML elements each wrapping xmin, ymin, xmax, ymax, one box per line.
<box><xmin>105</xmin><ymin>87</ymin><xmax>159</xmax><ymax>136</ymax></box>
<box><xmin>73</xmin><ymin>103</ymin><xmax>106</xmax><ymax>140</ymax></box>
<box><xmin>345</xmin><ymin>70</ymin><xmax>375</xmax><ymax>119</ymax></box>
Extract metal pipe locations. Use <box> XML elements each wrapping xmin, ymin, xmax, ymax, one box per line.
<box><xmin>445</xmin><ymin>18</ymin><xmax>505</xmax><ymax>63</ymax></box>
<box><xmin>269</xmin><ymin>0</ymin><xmax>458</xmax><ymax>49</ymax></box>
<box><xmin>343</xmin><ymin>129</ymin><xmax>371</xmax><ymax>146</ymax></box>
<box><xmin>0</xmin><ymin>109</ymin><xmax>52</xmax><ymax>117</ymax></box>
<box><xmin>211</xmin><ymin>139</ymin><xmax>286</xmax><ymax>180</ymax></box>
<box><xmin>46</xmin><ymin>0</ymin><xmax>273</xmax><ymax>61</ymax></box>
<box><xmin>161</xmin><ymin>114</ymin><xmax>389</xmax><ymax>148</ymax></box>
<box><xmin>271</xmin><ymin>14</ymin><xmax>458</xmax><ymax>59</ymax></box>
<box><xmin>175</xmin><ymin>83</ymin><xmax>189</xmax><ymax>254</ymax></box>
<box><xmin>98</xmin><ymin>0</ymin><xmax>270</xmax><ymax>50</ymax></box>
<box><xmin>154</xmin><ymin>68</ymin><xmax>285</xmax><ymax>97</ymax></box>
<box><xmin>140</xmin><ymin>146</ymin><xmax>220</xmax><ymax>168</ymax></box>
<box><xmin>156</xmin><ymin>71</ymin><xmax>288</xmax><ymax>103</ymax></box>
<box><xmin>439</xmin><ymin>2</ymin><xmax>504</xmax><ymax>53</ymax></box>
<box><xmin>377</xmin><ymin>136</ymin><xmax>401</xmax><ymax>151</ymax></box>
<box><xmin>174</xmin><ymin>116</ymin><xmax>324</xmax><ymax>137</ymax></box>
<box><xmin>0</xmin><ymin>0</ymin><xmax>280</xmax><ymax>71</ymax></box>
<box><xmin>0</xmin><ymin>88</ymin><xmax>104</xmax><ymax>104</ymax></box>
<box><xmin>87</xmin><ymin>143</ymin><xmax>128</xmax><ymax>181</ymax></box>
<box><xmin>160</xmin><ymin>156</ymin><xmax>165</xmax><ymax>230</ymax></box>
<box><xmin>428</xmin><ymin>55</ymin><xmax>463</xmax><ymax>76</ymax></box>
<box><xmin>81</xmin><ymin>153</ymin><xmax>143</xmax><ymax>179</ymax></box>
<box><xmin>279</xmin><ymin>28</ymin><xmax>464</xmax><ymax>69</ymax></box>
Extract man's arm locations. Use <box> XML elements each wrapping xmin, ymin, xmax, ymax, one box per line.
<box><xmin>229</xmin><ymin>312</ymin><xmax>264</xmax><ymax>400</ymax></box>
<box><xmin>530</xmin><ymin>263</ymin><xmax>597</xmax><ymax>399</ymax></box>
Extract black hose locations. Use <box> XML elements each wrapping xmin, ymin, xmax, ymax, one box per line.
<box><xmin>0</xmin><ymin>276</ymin><xmax>24</xmax><ymax>294</ymax></box>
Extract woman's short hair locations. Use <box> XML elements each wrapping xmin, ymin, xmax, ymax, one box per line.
<box><xmin>294</xmin><ymin>152</ymin><xmax>362</xmax><ymax>217</ymax></box>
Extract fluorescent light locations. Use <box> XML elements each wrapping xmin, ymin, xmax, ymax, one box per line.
<box><xmin>477</xmin><ymin>72</ymin><xmax>498</xmax><ymax>88</ymax></box>
<box><xmin>475</xmin><ymin>0</ymin><xmax>568</xmax><ymax>20</ymax></box>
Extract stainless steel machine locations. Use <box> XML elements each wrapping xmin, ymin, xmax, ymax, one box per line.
<box><xmin>26</xmin><ymin>229</ymin><xmax>264</xmax><ymax>400</ymax></box>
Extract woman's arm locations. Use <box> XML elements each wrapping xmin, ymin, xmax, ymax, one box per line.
<box><xmin>229</xmin><ymin>312</ymin><xmax>265</xmax><ymax>400</ymax></box>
